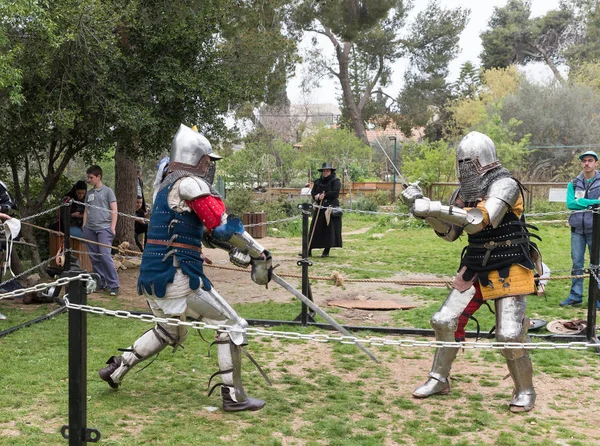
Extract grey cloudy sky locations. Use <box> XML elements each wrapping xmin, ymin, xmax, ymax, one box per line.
<box><xmin>287</xmin><ymin>0</ymin><xmax>562</xmax><ymax>105</ymax></box>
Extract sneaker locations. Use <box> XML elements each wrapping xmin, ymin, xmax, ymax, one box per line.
<box><xmin>0</xmin><ymin>312</ymin><xmax>6</xmax><ymax>320</ymax></box>
<box><xmin>559</xmin><ymin>297</ymin><xmax>583</xmax><ymax>307</ymax></box>
<box><xmin>109</xmin><ymin>288</ymin><xmax>119</xmax><ymax>296</ymax></box>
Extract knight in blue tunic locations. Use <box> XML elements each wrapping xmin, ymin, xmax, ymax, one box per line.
<box><xmin>99</xmin><ymin>124</ymin><xmax>272</xmax><ymax>412</ymax></box>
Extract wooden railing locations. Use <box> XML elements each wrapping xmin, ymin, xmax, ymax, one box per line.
<box><xmin>263</xmin><ymin>181</ymin><xmax>570</xmax><ymax>210</ymax></box>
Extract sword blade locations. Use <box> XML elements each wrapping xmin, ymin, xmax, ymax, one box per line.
<box><xmin>271</xmin><ymin>273</ymin><xmax>379</xmax><ymax>363</ymax></box>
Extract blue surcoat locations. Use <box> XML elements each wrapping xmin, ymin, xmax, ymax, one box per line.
<box><xmin>137</xmin><ymin>180</ymin><xmax>211</xmax><ymax>298</ymax></box>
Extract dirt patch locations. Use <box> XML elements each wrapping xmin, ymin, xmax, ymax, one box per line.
<box><xmin>65</xmin><ymin>235</ymin><xmax>434</xmax><ymax>326</ymax></box>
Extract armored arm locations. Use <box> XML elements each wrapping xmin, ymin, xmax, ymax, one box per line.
<box><xmin>179</xmin><ymin>178</ymin><xmax>254</xmax><ymax>268</ymax></box>
<box><xmin>412</xmin><ymin>177</ymin><xmax>520</xmax><ymax>234</ymax></box>
<box><xmin>404</xmin><ymin>185</ymin><xmax>463</xmax><ymax>241</ymax></box>
<box><xmin>212</xmin><ymin>215</ymin><xmax>272</xmax><ymax>285</ymax></box>
<box><xmin>413</xmin><ymin>199</ymin><xmax>485</xmax><ymax>234</ymax></box>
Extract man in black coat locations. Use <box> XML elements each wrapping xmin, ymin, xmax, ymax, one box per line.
<box><xmin>308</xmin><ymin>162</ymin><xmax>342</xmax><ymax>257</ymax></box>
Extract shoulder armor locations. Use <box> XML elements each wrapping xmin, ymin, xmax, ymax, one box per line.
<box><xmin>486</xmin><ymin>177</ymin><xmax>520</xmax><ymax>207</ymax></box>
<box><xmin>178</xmin><ymin>177</ymin><xmax>211</xmax><ymax>201</ymax></box>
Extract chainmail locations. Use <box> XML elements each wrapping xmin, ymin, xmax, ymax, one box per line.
<box><xmin>458</xmin><ymin>163</ymin><xmax>511</xmax><ymax>203</ymax></box>
<box><xmin>158</xmin><ymin>170</ymin><xmax>221</xmax><ymax>198</ymax></box>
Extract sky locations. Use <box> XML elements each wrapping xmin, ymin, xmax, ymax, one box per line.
<box><xmin>287</xmin><ymin>0</ymin><xmax>563</xmax><ymax>105</ymax></box>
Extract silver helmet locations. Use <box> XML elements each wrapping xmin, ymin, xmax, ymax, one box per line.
<box><xmin>170</xmin><ymin>124</ymin><xmax>222</xmax><ymax>170</ymax></box>
<box><xmin>456</xmin><ymin>131</ymin><xmax>500</xmax><ymax>178</ymax></box>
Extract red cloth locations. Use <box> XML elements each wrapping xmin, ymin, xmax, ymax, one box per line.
<box><xmin>454</xmin><ymin>282</ymin><xmax>484</xmax><ymax>341</ymax></box>
<box><xmin>187</xmin><ymin>195</ymin><xmax>226</xmax><ymax>231</ymax></box>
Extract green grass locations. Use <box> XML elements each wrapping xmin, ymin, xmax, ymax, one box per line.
<box><xmin>2</xmin><ymin>212</ymin><xmax>600</xmax><ymax>444</ymax></box>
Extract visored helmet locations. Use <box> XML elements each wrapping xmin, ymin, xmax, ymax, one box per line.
<box><xmin>456</xmin><ymin>131</ymin><xmax>500</xmax><ymax>178</ymax></box>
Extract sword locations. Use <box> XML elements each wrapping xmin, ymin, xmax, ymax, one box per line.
<box><xmin>271</xmin><ymin>272</ymin><xmax>380</xmax><ymax>363</ymax></box>
<box><xmin>373</xmin><ymin>137</ymin><xmax>409</xmax><ymax>188</ymax></box>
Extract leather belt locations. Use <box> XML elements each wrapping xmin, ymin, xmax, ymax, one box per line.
<box><xmin>147</xmin><ymin>239</ymin><xmax>202</xmax><ymax>252</ymax></box>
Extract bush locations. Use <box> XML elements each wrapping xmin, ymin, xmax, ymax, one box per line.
<box><xmin>346</xmin><ymin>194</ymin><xmax>380</xmax><ymax>212</ymax></box>
<box><xmin>224</xmin><ymin>188</ymin><xmax>260</xmax><ymax>215</ymax></box>
<box><xmin>224</xmin><ymin>189</ymin><xmax>304</xmax><ymax>237</ymax></box>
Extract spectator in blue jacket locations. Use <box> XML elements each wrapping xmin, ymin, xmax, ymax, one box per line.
<box><xmin>561</xmin><ymin>150</ymin><xmax>600</xmax><ymax>307</ymax></box>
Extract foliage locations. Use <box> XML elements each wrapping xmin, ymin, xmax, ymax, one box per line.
<box><xmin>300</xmin><ymin>126</ymin><xmax>373</xmax><ymax>182</ymax></box>
<box><xmin>474</xmin><ymin>114</ymin><xmax>530</xmax><ymax>180</ymax></box>
<box><xmin>394</xmin><ymin>2</ymin><xmax>469</xmax><ymax>140</ymax></box>
<box><xmin>563</xmin><ymin>0</ymin><xmax>600</xmax><ymax>67</ymax></box>
<box><xmin>346</xmin><ymin>194</ymin><xmax>380</xmax><ymax>212</ymax></box>
<box><xmin>0</xmin><ymin>0</ymin><xmax>297</xmax><ymax>219</ymax></box>
<box><xmin>224</xmin><ymin>188</ymin><xmax>260</xmax><ymax>215</ymax></box>
<box><xmin>448</xmin><ymin>66</ymin><xmax>521</xmax><ymax>134</ymax></box>
<box><xmin>401</xmin><ymin>140</ymin><xmax>456</xmax><ymax>187</ymax></box>
<box><xmin>451</xmin><ymin>61</ymin><xmax>482</xmax><ymax>100</ymax></box>
<box><xmin>499</xmin><ymin>80</ymin><xmax>600</xmax><ymax>180</ymax></box>
<box><xmin>480</xmin><ymin>0</ymin><xmax>575</xmax><ymax>85</ymax></box>
<box><xmin>291</xmin><ymin>0</ymin><xmax>468</xmax><ymax>143</ymax></box>
<box><xmin>570</xmin><ymin>60</ymin><xmax>600</xmax><ymax>91</ymax></box>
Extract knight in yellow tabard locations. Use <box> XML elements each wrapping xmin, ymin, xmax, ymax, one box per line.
<box><xmin>402</xmin><ymin>131</ymin><xmax>539</xmax><ymax>413</ymax></box>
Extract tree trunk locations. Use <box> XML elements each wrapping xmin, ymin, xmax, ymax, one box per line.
<box><xmin>114</xmin><ymin>141</ymin><xmax>139</xmax><ymax>250</ymax></box>
<box><xmin>533</xmin><ymin>43</ymin><xmax>567</xmax><ymax>86</ymax></box>
<box><xmin>336</xmin><ymin>41</ymin><xmax>368</xmax><ymax>144</ymax></box>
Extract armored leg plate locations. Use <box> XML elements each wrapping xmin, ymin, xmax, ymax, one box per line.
<box><xmin>412</xmin><ymin>374</ymin><xmax>451</xmax><ymax>399</ymax></box>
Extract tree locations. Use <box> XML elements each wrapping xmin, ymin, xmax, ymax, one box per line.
<box><xmin>106</xmin><ymin>0</ymin><xmax>298</xmax><ymax>246</ymax></box>
<box><xmin>299</xmin><ymin>126</ymin><xmax>372</xmax><ymax>183</ymax></box>
<box><xmin>564</xmin><ymin>0</ymin><xmax>600</xmax><ymax>67</ymax></box>
<box><xmin>395</xmin><ymin>2</ymin><xmax>469</xmax><ymax>140</ymax></box>
<box><xmin>0</xmin><ymin>0</ymin><xmax>298</xmax><ymax>259</ymax></box>
<box><xmin>500</xmin><ymin>80</ymin><xmax>600</xmax><ymax>179</ymax></box>
<box><xmin>451</xmin><ymin>61</ymin><xmax>482</xmax><ymax>100</ymax></box>
<box><xmin>480</xmin><ymin>0</ymin><xmax>578</xmax><ymax>85</ymax></box>
<box><xmin>0</xmin><ymin>0</ymin><xmax>123</xmax><ymax>266</ymax></box>
<box><xmin>448</xmin><ymin>66</ymin><xmax>521</xmax><ymax>136</ymax></box>
<box><xmin>290</xmin><ymin>0</ymin><xmax>468</xmax><ymax>143</ymax></box>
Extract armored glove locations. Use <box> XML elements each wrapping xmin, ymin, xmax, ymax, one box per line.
<box><xmin>229</xmin><ymin>247</ymin><xmax>251</xmax><ymax>268</ymax></box>
<box><xmin>401</xmin><ymin>182</ymin><xmax>424</xmax><ymax>206</ymax></box>
<box><xmin>412</xmin><ymin>198</ymin><xmax>436</xmax><ymax>218</ymax></box>
<box><xmin>251</xmin><ymin>250</ymin><xmax>273</xmax><ymax>286</ymax></box>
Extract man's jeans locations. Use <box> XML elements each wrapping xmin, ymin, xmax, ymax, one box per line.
<box><xmin>568</xmin><ymin>231</ymin><xmax>595</xmax><ymax>302</ymax></box>
<box><xmin>83</xmin><ymin>226</ymin><xmax>119</xmax><ymax>290</ymax></box>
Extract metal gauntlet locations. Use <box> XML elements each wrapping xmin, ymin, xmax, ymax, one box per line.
<box><xmin>413</xmin><ymin>199</ymin><xmax>485</xmax><ymax>234</ymax></box>
<box><xmin>251</xmin><ymin>250</ymin><xmax>273</xmax><ymax>286</ymax></box>
<box><xmin>228</xmin><ymin>231</ymin><xmax>266</xmax><ymax>259</ymax></box>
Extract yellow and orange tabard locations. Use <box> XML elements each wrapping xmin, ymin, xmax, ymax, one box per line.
<box><xmin>459</xmin><ymin>194</ymin><xmax>537</xmax><ymax>300</ymax></box>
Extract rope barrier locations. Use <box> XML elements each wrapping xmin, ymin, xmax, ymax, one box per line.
<box><xmin>1</xmin><ymin>197</ymin><xmax>595</xmax><ymax>297</ymax></box>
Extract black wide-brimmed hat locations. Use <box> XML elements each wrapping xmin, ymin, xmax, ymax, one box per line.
<box><xmin>317</xmin><ymin>162</ymin><xmax>336</xmax><ymax>172</ymax></box>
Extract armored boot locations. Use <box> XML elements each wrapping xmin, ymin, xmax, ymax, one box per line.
<box><xmin>99</xmin><ymin>327</ymin><xmax>169</xmax><ymax>389</ymax></box>
<box><xmin>505</xmin><ymin>354</ymin><xmax>536</xmax><ymax>413</ymax></box>
<box><xmin>412</xmin><ymin>346</ymin><xmax>458</xmax><ymax>398</ymax></box>
<box><xmin>413</xmin><ymin>288</ymin><xmax>475</xmax><ymax>398</ymax></box>
<box><xmin>210</xmin><ymin>333</ymin><xmax>265</xmax><ymax>412</ymax></box>
<box><xmin>495</xmin><ymin>296</ymin><xmax>535</xmax><ymax>412</ymax></box>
